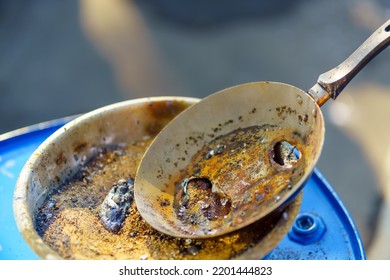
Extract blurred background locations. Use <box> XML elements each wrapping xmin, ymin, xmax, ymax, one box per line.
<box><xmin>0</xmin><ymin>0</ymin><xmax>389</xmax><ymax>259</ymax></box>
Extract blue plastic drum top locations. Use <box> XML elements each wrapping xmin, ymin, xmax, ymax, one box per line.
<box><xmin>0</xmin><ymin>117</ymin><xmax>365</xmax><ymax>260</ymax></box>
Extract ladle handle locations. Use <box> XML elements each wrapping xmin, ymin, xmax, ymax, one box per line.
<box><xmin>308</xmin><ymin>20</ymin><xmax>390</xmax><ymax>106</ymax></box>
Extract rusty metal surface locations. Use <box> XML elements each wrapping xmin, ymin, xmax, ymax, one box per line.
<box><xmin>170</xmin><ymin>125</ymin><xmax>306</xmax><ymax>236</ymax></box>
<box><xmin>135</xmin><ymin>21</ymin><xmax>390</xmax><ymax>238</ymax></box>
<box><xmin>135</xmin><ymin>82</ymin><xmax>325</xmax><ymax>238</ymax></box>
<box><xmin>13</xmin><ymin>97</ymin><xmax>198</xmax><ymax>259</ymax></box>
<box><xmin>13</xmin><ymin>96</ymin><xmax>303</xmax><ymax>259</ymax></box>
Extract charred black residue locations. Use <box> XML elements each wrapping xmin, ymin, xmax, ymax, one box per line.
<box><xmin>292</xmin><ymin>131</ymin><xmax>303</xmax><ymax>139</ymax></box>
<box><xmin>35</xmin><ymin>143</ymin><xmax>133</xmax><ymax>237</ymax></box>
<box><xmin>157</xmin><ymin>167</ymin><xmax>166</xmax><ymax>180</ymax></box>
<box><xmin>298</xmin><ymin>114</ymin><xmax>309</xmax><ymax>124</ymax></box>
<box><xmin>210</xmin><ymin>119</ymin><xmax>236</xmax><ymax>134</ymax></box>
<box><xmin>73</xmin><ymin>142</ymin><xmax>87</xmax><ymax>154</ymax></box>
<box><xmin>145</xmin><ymin>122</ymin><xmax>165</xmax><ymax>137</ymax></box>
<box><xmin>159</xmin><ymin>199</ymin><xmax>170</xmax><ymax>207</ymax></box>
<box><xmin>276</xmin><ymin>106</ymin><xmax>298</xmax><ymax>120</ymax></box>
<box><xmin>35</xmin><ymin>198</ymin><xmax>59</xmax><ymax>237</ymax></box>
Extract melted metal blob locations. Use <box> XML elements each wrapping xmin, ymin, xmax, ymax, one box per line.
<box><xmin>100</xmin><ymin>178</ymin><xmax>135</xmax><ymax>232</ymax></box>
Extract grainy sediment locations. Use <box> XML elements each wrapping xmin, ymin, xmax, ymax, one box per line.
<box><xmin>35</xmin><ymin>139</ymin><xmax>278</xmax><ymax>260</ymax></box>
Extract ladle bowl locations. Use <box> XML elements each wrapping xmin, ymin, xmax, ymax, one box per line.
<box><xmin>134</xmin><ymin>20</ymin><xmax>390</xmax><ymax>238</ymax></box>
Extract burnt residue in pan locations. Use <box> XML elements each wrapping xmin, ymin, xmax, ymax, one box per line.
<box><xmin>171</xmin><ymin>124</ymin><xmax>307</xmax><ymax>235</ymax></box>
<box><xmin>33</xmin><ymin>99</ymin><xmax>299</xmax><ymax>259</ymax></box>
<box><xmin>34</xmin><ymin>144</ymin><xmax>139</xmax><ymax>238</ymax></box>
<box><xmin>34</xmin><ymin>137</ymin><xmax>300</xmax><ymax>260</ymax></box>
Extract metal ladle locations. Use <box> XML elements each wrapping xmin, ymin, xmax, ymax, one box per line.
<box><xmin>134</xmin><ymin>20</ymin><xmax>390</xmax><ymax>238</ymax></box>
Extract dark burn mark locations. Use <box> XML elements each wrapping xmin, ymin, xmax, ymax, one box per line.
<box><xmin>55</xmin><ymin>152</ymin><xmax>67</xmax><ymax>165</ymax></box>
<box><xmin>224</xmin><ymin>120</ymin><xmax>234</xmax><ymax>126</ymax></box>
<box><xmin>184</xmin><ymin>133</ymin><xmax>205</xmax><ymax>146</ymax></box>
<box><xmin>159</xmin><ymin>198</ymin><xmax>170</xmax><ymax>207</ymax></box>
<box><xmin>147</xmin><ymin>100</ymin><xmax>189</xmax><ymax>120</ymax></box>
<box><xmin>211</xmin><ymin>119</ymin><xmax>235</xmax><ymax>134</ymax></box>
<box><xmin>157</xmin><ymin>168</ymin><xmax>165</xmax><ymax>179</ymax></box>
<box><xmin>298</xmin><ymin>113</ymin><xmax>309</xmax><ymax>124</ymax></box>
<box><xmin>73</xmin><ymin>142</ymin><xmax>87</xmax><ymax>153</ymax></box>
<box><xmin>276</xmin><ymin>106</ymin><xmax>298</xmax><ymax>120</ymax></box>
<box><xmin>144</xmin><ymin>100</ymin><xmax>191</xmax><ymax>137</ymax></box>
<box><xmin>145</xmin><ymin>122</ymin><xmax>164</xmax><ymax>137</ymax></box>
<box><xmin>292</xmin><ymin>131</ymin><xmax>302</xmax><ymax>139</ymax></box>
<box><xmin>187</xmin><ymin>136</ymin><xmax>198</xmax><ymax>145</ymax></box>
<box><xmin>35</xmin><ymin>198</ymin><xmax>58</xmax><ymax>237</ymax></box>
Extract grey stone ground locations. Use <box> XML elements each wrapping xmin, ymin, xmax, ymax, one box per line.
<box><xmin>1</xmin><ymin>0</ymin><xmax>390</xmax><ymax>258</ymax></box>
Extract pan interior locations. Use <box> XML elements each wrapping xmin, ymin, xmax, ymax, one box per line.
<box><xmin>14</xmin><ymin>96</ymin><xmax>303</xmax><ymax>260</ymax></box>
<box><xmin>135</xmin><ymin>82</ymin><xmax>325</xmax><ymax>238</ymax></box>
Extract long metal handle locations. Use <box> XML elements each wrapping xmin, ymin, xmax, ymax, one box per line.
<box><xmin>308</xmin><ymin>20</ymin><xmax>390</xmax><ymax>106</ymax></box>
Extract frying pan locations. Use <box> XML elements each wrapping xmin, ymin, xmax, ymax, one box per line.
<box><xmin>134</xmin><ymin>20</ymin><xmax>390</xmax><ymax>238</ymax></box>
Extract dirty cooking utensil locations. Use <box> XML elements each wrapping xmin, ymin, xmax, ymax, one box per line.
<box><xmin>134</xmin><ymin>20</ymin><xmax>390</xmax><ymax>238</ymax></box>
